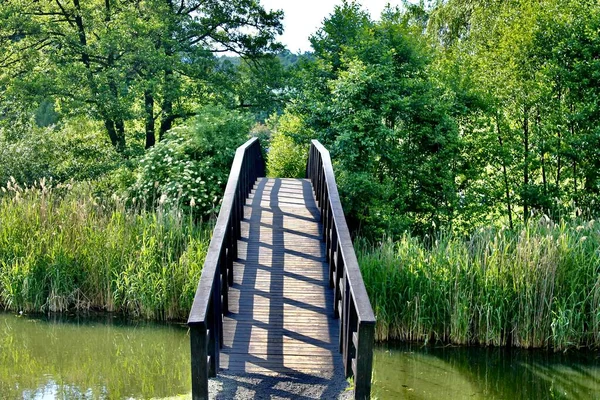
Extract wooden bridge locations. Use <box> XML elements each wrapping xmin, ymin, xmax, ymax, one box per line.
<box><xmin>188</xmin><ymin>138</ymin><xmax>375</xmax><ymax>399</ymax></box>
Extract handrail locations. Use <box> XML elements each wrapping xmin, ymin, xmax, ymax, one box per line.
<box><xmin>306</xmin><ymin>140</ymin><xmax>376</xmax><ymax>400</ymax></box>
<box><xmin>187</xmin><ymin>137</ymin><xmax>264</xmax><ymax>400</ymax></box>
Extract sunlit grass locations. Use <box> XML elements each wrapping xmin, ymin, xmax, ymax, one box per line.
<box><xmin>0</xmin><ymin>178</ymin><xmax>210</xmax><ymax>320</ymax></box>
<box><xmin>357</xmin><ymin>217</ymin><xmax>600</xmax><ymax>350</ymax></box>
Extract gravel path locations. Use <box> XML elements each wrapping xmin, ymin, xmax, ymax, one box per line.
<box><xmin>207</xmin><ymin>370</ymin><xmax>353</xmax><ymax>399</ymax></box>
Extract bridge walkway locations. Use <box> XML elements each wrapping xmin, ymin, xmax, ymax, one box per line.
<box><xmin>221</xmin><ymin>177</ymin><xmax>341</xmax><ymax>377</ymax></box>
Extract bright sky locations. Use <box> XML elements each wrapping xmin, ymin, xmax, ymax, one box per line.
<box><xmin>259</xmin><ymin>1</ymin><xmax>410</xmax><ymax>53</ymax></box>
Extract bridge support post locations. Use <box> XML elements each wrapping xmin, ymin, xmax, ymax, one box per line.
<box><xmin>190</xmin><ymin>322</ymin><xmax>208</xmax><ymax>400</ymax></box>
<box><xmin>354</xmin><ymin>322</ymin><xmax>375</xmax><ymax>400</ymax></box>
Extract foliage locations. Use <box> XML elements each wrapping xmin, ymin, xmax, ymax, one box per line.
<box><xmin>0</xmin><ymin>118</ymin><xmax>123</xmax><ymax>187</ymax></box>
<box><xmin>358</xmin><ymin>216</ymin><xmax>600</xmax><ymax>350</ymax></box>
<box><xmin>0</xmin><ymin>180</ymin><xmax>210</xmax><ymax>320</ymax></box>
<box><xmin>0</xmin><ymin>0</ymin><xmax>283</xmax><ymax>150</ymax></box>
<box><xmin>283</xmin><ymin>2</ymin><xmax>459</xmax><ymax>236</ymax></box>
<box><xmin>134</xmin><ymin>106</ymin><xmax>251</xmax><ymax>217</ymax></box>
<box><xmin>266</xmin><ymin>112</ymin><xmax>311</xmax><ymax>178</ymax></box>
<box><xmin>429</xmin><ymin>0</ymin><xmax>600</xmax><ymax>231</ymax></box>
<box><xmin>226</xmin><ymin>55</ymin><xmax>292</xmax><ymax>121</ymax></box>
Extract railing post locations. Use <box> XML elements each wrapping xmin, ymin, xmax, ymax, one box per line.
<box><xmin>329</xmin><ymin>221</ymin><xmax>338</xmax><ymax>286</ymax></box>
<box><xmin>190</xmin><ymin>322</ymin><xmax>208</xmax><ymax>400</ymax></box>
<box><xmin>333</xmin><ymin>241</ymin><xmax>342</xmax><ymax>319</ymax></box>
<box><xmin>342</xmin><ymin>277</ymin><xmax>352</xmax><ymax>374</ymax></box>
<box><xmin>232</xmin><ymin>194</ymin><xmax>239</xmax><ymax>257</ymax></box>
<box><xmin>227</xmin><ymin>221</ymin><xmax>234</xmax><ymax>287</ymax></box>
<box><xmin>220</xmin><ymin>244</ymin><xmax>229</xmax><ymax>315</ymax></box>
<box><xmin>208</xmin><ymin>278</ymin><xmax>220</xmax><ymax>377</ymax></box>
<box><xmin>354</xmin><ymin>321</ymin><xmax>375</xmax><ymax>400</ymax></box>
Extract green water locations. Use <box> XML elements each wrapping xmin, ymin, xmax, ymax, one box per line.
<box><xmin>373</xmin><ymin>343</ymin><xmax>600</xmax><ymax>399</ymax></box>
<box><xmin>2</xmin><ymin>313</ymin><xmax>600</xmax><ymax>399</ymax></box>
<box><xmin>0</xmin><ymin>313</ymin><xmax>190</xmax><ymax>399</ymax></box>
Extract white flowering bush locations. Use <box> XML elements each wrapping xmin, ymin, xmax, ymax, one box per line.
<box><xmin>134</xmin><ymin>106</ymin><xmax>251</xmax><ymax>217</ymax></box>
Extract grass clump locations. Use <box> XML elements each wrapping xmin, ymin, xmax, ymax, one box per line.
<box><xmin>357</xmin><ymin>217</ymin><xmax>600</xmax><ymax>350</ymax></box>
<box><xmin>0</xmin><ymin>178</ymin><xmax>210</xmax><ymax>320</ymax></box>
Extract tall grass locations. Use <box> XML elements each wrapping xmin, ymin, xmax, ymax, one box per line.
<box><xmin>357</xmin><ymin>217</ymin><xmax>600</xmax><ymax>350</ymax></box>
<box><xmin>0</xmin><ymin>178</ymin><xmax>210</xmax><ymax>320</ymax></box>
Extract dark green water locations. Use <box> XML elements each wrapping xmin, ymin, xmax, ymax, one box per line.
<box><xmin>2</xmin><ymin>313</ymin><xmax>600</xmax><ymax>399</ymax></box>
<box><xmin>373</xmin><ymin>343</ymin><xmax>600</xmax><ymax>399</ymax></box>
<box><xmin>0</xmin><ymin>313</ymin><xmax>190</xmax><ymax>399</ymax></box>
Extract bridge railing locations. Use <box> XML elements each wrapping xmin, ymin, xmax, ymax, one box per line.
<box><xmin>307</xmin><ymin>140</ymin><xmax>376</xmax><ymax>400</ymax></box>
<box><xmin>187</xmin><ymin>137</ymin><xmax>264</xmax><ymax>400</ymax></box>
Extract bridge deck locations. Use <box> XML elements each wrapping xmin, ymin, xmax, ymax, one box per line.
<box><xmin>221</xmin><ymin>178</ymin><xmax>341</xmax><ymax>376</ymax></box>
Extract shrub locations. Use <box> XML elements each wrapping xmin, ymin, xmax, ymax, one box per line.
<box><xmin>0</xmin><ymin>118</ymin><xmax>123</xmax><ymax>187</ymax></box>
<box><xmin>134</xmin><ymin>105</ymin><xmax>251</xmax><ymax>217</ymax></box>
<box><xmin>265</xmin><ymin>111</ymin><xmax>312</xmax><ymax>178</ymax></box>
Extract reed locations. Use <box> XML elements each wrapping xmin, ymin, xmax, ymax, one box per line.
<box><xmin>0</xmin><ymin>178</ymin><xmax>211</xmax><ymax>320</ymax></box>
<box><xmin>357</xmin><ymin>217</ymin><xmax>600</xmax><ymax>350</ymax></box>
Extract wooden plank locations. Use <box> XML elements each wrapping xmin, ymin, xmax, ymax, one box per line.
<box><xmin>221</xmin><ymin>177</ymin><xmax>342</xmax><ymax>377</ymax></box>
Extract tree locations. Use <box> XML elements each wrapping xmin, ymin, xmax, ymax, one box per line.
<box><xmin>429</xmin><ymin>0</ymin><xmax>600</xmax><ymax>226</ymax></box>
<box><xmin>0</xmin><ymin>0</ymin><xmax>283</xmax><ymax>151</ymax></box>
<box><xmin>282</xmin><ymin>2</ymin><xmax>460</xmax><ymax>236</ymax></box>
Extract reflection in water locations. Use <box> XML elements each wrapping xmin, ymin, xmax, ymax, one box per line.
<box><xmin>0</xmin><ymin>313</ymin><xmax>190</xmax><ymax>399</ymax></box>
<box><xmin>3</xmin><ymin>312</ymin><xmax>600</xmax><ymax>399</ymax></box>
<box><xmin>373</xmin><ymin>343</ymin><xmax>600</xmax><ymax>400</ymax></box>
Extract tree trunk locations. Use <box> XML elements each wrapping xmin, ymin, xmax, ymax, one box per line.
<box><xmin>570</xmin><ymin>102</ymin><xmax>578</xmax><ymax>210</ymax></box>
<box><xmin>159</xmin><ymin>59</ymin><xmax>175</xmax><ymax>140</ymax></box>
<box><xmin>159</xmin><ymin>104</ymin><xmax>175</xmax><ymax>139</ymax></box>
<box><xmin>74</xmin><ymin>0</ymin><xmax>125</xmax><ymax>152</ymax></box>
<box><xmin>115</xmin><ymin>117</ymin><xmax>126</xmax><ymax>151</ymax></box>
<box><xmin>556</xmin><ymin>88</ymin><xmax>562</xmax><ymax>196</ymax></box>
<box><xmin>496</xmin><ymin>113</ymin><xmax>514</xmax><ymax>230</ymax></box>
<box><xmin>104</xmin><ymin>119</ymin><xmax>119</xmax><ymax>148</ymax></box>
<box><xmin>537</xmin><ymin>108</ymin><xmax>548</xmax><ymax>213</ymax></box>
<box><xmin>144</xmin><ymin>90</ymin><xmax>155</xmax><ymax>148</ymax></box>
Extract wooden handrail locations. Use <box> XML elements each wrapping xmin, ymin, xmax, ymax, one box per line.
<box><xmin>187</xmin><ymin>137</ymin><xmax>264</xmax><ymax>400</ymax></box>
<box><xmin>307</xmin><ymin>140</ymin><xmax>376</xmax><ymax>400</ymax></box>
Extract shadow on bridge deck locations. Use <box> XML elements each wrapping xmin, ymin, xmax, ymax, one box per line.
<box><xmin>217</xmin><ymin>178</ymin><xmax>348</xmax><ymax>398</ymax></box>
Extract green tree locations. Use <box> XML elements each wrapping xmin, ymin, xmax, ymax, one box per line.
<box><xmin>430</xmin><ymin>0</ymin><xmax>600</xmax><ymax>225</ymax></box>
<box><xmin>0</xmin><ymin>0</ymin><xmax>283</xmax><ymax>151</ymax></box>
<box><xmin>281</xmin><ymin>2</ymin><xmax>460</xmax><ymax>236</ymax></box>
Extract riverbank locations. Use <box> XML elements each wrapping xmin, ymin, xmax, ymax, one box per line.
<box><xmin>3</xmin><ymin>180</ymin><xmax>600</xmax><ymax>351</ymax></box>
<box><xmin>358</xmin><ymin>217</ymin><xmax>600</xmax><ymax>350</ymax></box>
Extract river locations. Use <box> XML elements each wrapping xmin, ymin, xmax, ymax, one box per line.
<box><xmin>2</xmin><ymin>313</ymin><xmax>599</xmax><ymax>399</ymax></box>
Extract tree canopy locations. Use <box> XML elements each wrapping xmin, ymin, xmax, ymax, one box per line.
<box><xmin>0</xmin><ymin>0</ymin><xmax>283</xmax><ymax>150</ymax></box>
<box><xmin>2</xmin><ymin>0</ymin><xmax>600</xmax><ymax>236</ymax></box>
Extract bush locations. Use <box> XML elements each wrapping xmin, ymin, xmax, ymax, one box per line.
<box><xmin>134</xmin><ymin>105</ymin><xmax>251</xmax><ymax>217</ymax></box>
<box><xmin>265</xmin><ymin>111</ymin><xmax>312</xmax><ymax>178</ymax></box>
<box><xmin>0</xmin><ymin>118</ymin><xmax>123</xmax><ymax>187</ymax></box>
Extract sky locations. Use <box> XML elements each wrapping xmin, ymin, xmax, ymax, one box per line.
<box><xmin>258</xmin><ymin>1</ymin><xmax>410</xmax><ymax>53</ymax></box>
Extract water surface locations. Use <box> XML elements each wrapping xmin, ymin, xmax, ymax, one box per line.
<box><xmin>4</xmin><ymin>312</ymin><xmax>600</xmax><ymax>399</ymax></box>
<box><xmin>0</xmin><ymin>313</ymin><xmax>190</xmax><ymax>399</ymax></box>
<box><xmin>373</xmin><ymin>342</ymin><xmax>600</xmax><ymax>399</ymax></box>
